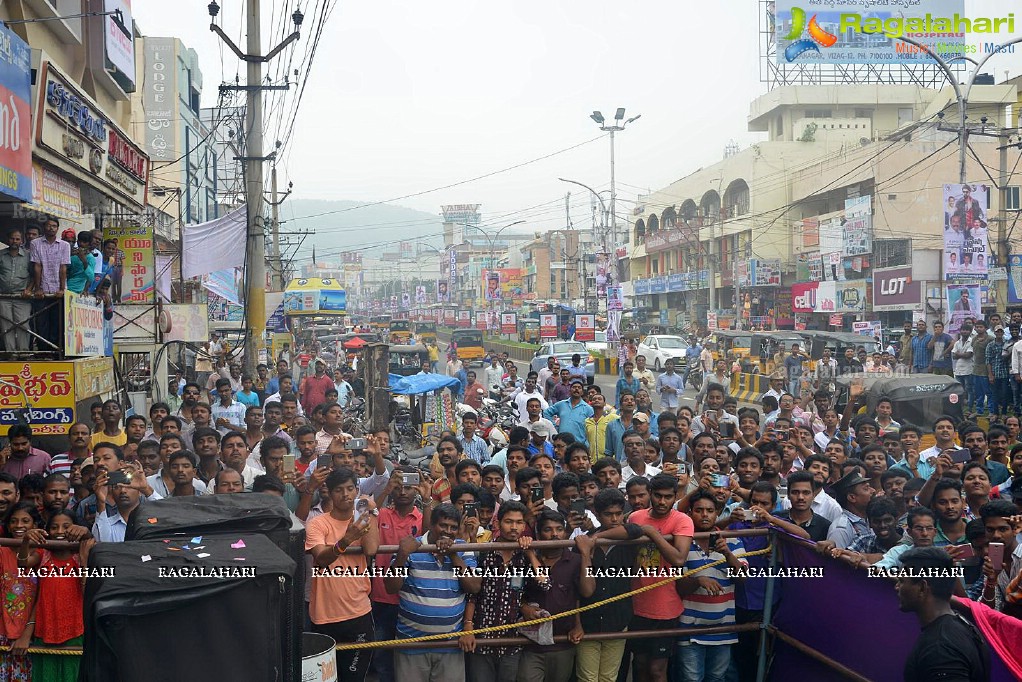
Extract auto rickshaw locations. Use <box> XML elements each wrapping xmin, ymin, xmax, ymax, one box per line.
<box><xmin>370</xmin><ymin>315</ymin><xmax>392</xmax><ymax>336</ymax></box>
<box><xmin>389</xmin><ymin>319</ymin><xmax>412</xmax><ymax>344</ymax></box>
<box><xmin>834</xmin><ymin>373</ymin><xmax>963</xmax><ymax>446</ymax></box>
<box><xmin>799</xmin><ymin>331</ymin><xmax>882</xmax><ymax>372</ymax></box>
<box><xmin>412</xmin><ymin>320</ymin><xmax>438</xmax><ymax>346</ymax></box>
<box><xmin>389</xmin><ymin>344</ymin><xmax>430</xmax><ymax>377</ymax></box>
<box><xmin>519</xmin><ymin>319</ymin><xmax>540</xmax><ymax>344</ymax></box>
<box><xmin>451</xmin><ymin>328</ymin><xmax>486</xmax><ymax>365</ymax></box>
<box><xmin>711</xmin><ymin>330</ymin><xmax>752</xmax><ymax>364</ymax></box>
<box><xmin>746</xmin><ymin>332</ymin><xmax>805</xmax><ymax>373</ymax></box>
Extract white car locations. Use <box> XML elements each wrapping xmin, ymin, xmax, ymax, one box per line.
<box><xmin>572</xmin><ymin>330</ymin><xmax>608</xmax><ymax>355</ymax></box>
<box><xmin>637</xmin><ymin>335</ymin><xmax>689</xmax><ymax>372</ymax></box>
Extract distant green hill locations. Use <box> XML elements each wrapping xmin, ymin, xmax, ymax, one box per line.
<box><xmin>280</xmin><ymin>199</ymin><xmax>445</xmax><ymax>259</ymax></box>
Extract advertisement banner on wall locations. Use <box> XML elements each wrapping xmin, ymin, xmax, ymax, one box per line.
<box><xmin>63</xmin><ymin>292</ymin><xmax>105</xmax><ymax>356</ymax></box>
<box><xmin>852</xmin><ymin>320</ymin><xmax>881</xmax><ymax>339</ymax></box>
<box><xmin>574</xmin><ymin>314</ymin><xmax>596</xmax><ymax>342</ymax></box>
<box><xmin>482</xmin><ymin>269</ymin><xmax>526</xmax><ymax>301</ymax></box>
<box><xmin>457</xmin><ymin>310</ymin><xmax>471</xmax><ymax>328</ymax></box>
<box><xmin>873</xmin><ymin>266</ymin><xmax>921</xmax><ymax>311</ymax></box>
<box><xmin>843</xmin><ymin>196</ymin><xmax>872</xmax><ymax>256</ymax></box>
<box><xmin>501</xmin><ymin>313</ymin><xmax>517</xmax><ymax>335</ymax></box>
<box><xmin>0</xmin><ymin>24</ymin><xmax>32</xmax><ymax>203</ymax></box>
<box><xmin>103</xmin><ymin>226</ymin><xmax>155</xmax><ymax>303</ymax></box>
<box><xmin>944</xmin><ymin>183</ymin><xmax>989</xmax><ymax>280</ymax></box>
<box><xmin>163</xmin><ymin>304</ymin><xmax>210</xmax><ymax>343</ymax></box>
<box><xmin>947</xmin><ymin>284</ymin><xmax>981</xmax><ymax>336</ymax></box>
<box><xmin>540</xmin><ymin>314</ymin><xmax>558</xmax><ymax>338</ymax></box>
<box><xmin>835</xmin><ymin>280</ymin><xmax>867</xmax><ymax>313</ymax></box>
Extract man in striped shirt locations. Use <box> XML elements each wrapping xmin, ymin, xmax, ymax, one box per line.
<box><xmin>675</xmin><ymin>490</ymin><xmax>749</xmax><ymax>682</ymax></box>
<box><xmin>385</xmin><ymin>503</ymin><xmax>480</xmax><ymax>682</ymax></box>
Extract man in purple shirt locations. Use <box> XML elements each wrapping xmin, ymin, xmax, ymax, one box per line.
<box><xmin>2</xmin><ymin>424</ymin><xmax>52</xmax><ymax>480</ymax></box>
<box><xmin>27</xmin><ymin>216</ymin><xmax>70</xmax><ymax>349</ymax></box>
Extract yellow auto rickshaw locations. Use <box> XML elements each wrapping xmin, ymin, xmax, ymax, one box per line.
<box><xmin>519</xmin><ymin>319</ymin><xmax>540</xmax><ymax>344</ymax></box>
<box><xmin>389</xmin><ymin>319</ymin><xmax>412</xmax><ymax>344</ymax></box>
<box><xmin>451</xmin><ymin>328</ymin><xmax>486</xmax><ymax>365</ymax></box>
<box><xmin>412</xmin><ymin>320</ymin><xmax>438</xmax><ymax>346</ymax></box>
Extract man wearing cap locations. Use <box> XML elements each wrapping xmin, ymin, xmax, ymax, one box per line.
<box><xmin>299</xmin><ymin>359</ymin><xmax>334</xmax><ymax>414</ymax></box>
<box><xmin>527</xmin><ymin>421</ymin><xmax>555</xmax><ymax>457</ymax></box>
<box><xmin>825</xmin><ymin>471</ymin><xmax>876</xmax><ymax>550</ymax></box>
<box><xmin>763</xmin><ymin>373</ymin><xmax>785</xmax><ymax>402</ymax></box>
<box><xmin>543</xmin><ymin>378</ymin><xmax>594</xmax><ymax>447</ymax></box>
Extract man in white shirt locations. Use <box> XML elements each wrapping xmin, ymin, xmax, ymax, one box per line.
<box><xmin>483</xmin><ymin>356</ymin><xmax>504</xmax><ymax>396</ymax></box>
<box><xmin>512</xmin><ymin>374</ymin><xmax>548</xmax><ymax>423</ymax></box>
<box><xmin>210</xmin><ymin>378</ymin><xmax>247</xmax><ymax>436</ymax></box>
<box><xmin>918</xmin><ymin>416</ymin><xmax>962</xmax><ymax>462</ymax></box>
<box><xmin>633</xmin><ymin>354</ymin><xmax>656</xmax><ymax>394</ymax></box>
<box><xmin>536</xmin><ymin>356</ymin><xmax>558</xmax><ymax>398</ymax></box>
<box><xmin>332</xmin><ymin>367</ymin><xmax>354</xmax><ymax>407</ymax></box>
<box><xmin>618</xmin><ymin>431</ymin><xmax>660</xmax><ymax>490</ymax></box>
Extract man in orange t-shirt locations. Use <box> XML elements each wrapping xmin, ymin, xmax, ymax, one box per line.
<box><xmin>625</xmin><ymin>472</ymin><xmax>694</xmax><ymax>682</ymax></box>
<box><xmin>306</xmin><ymin>467</ymin><xmax>380</xmax><ymax>682</ymax></box>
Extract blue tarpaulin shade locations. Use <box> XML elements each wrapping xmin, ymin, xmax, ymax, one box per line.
<box><xmin>388</xmin><ymin>373</ymin><xmax>460</xmax><ymax>395</ymax></box>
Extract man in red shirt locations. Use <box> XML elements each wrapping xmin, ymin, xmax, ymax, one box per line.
<box><xmin>370</xmin><ymin>466</ymin><xmax>429</xmax><ymax>682</ymax></box>
<box><xmin>300</xmin><ymin>359</ymin><xmax>334</xmax><ymax>414</ymax></box>
<box><xmin>625</xmin><ymin>472</ymin><xmax>694</xmax><ymax>682</ymax></box>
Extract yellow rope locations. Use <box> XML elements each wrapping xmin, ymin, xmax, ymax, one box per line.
<box><xmin>0</xmin><ymin>646</ymin><xmax>82</xmax><ymax>655</ymax></box>
<box><xmin>335</xmin><ymin>544</ymin><xmax>773</xmax><ymax>651</ymax></box>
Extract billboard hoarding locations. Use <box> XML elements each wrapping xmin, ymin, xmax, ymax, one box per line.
<box><xmin>0</xmin><ymin>24</ymin><xmax>32</xmax><ymax>203</ymax></box>
<box><xmin>540</xmin><ymin>314</ymin><xmax>558</xmax><ymax>339</ymax></box>
<box><xmin>873</xmin><ymin>266</ymin><xmax>921</xmax><ymax>311</ymax></box>
<box><xmin>104</xmin><ymin>225</ymin><xmax>155</xmax><ymax>303</ymax></box>
<box><xmin>574</xmin><ymin>314</ymin><xmax>596</xmax><ymax>342</ymax></box>
<box><xmin>501</xmin><ymin>313</ymin><xmax>517</xmax><ymax>335</ymax></box>
<box><xmin>944</xmin><ymin>183</ymin><xmax>989</xmax><ymax>281</ymax></box>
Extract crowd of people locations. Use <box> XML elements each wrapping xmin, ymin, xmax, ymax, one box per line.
<box><xmin>0</xmin><ymin>327</ymin><xmax>1020</xmax><ymax>681</ymax></box>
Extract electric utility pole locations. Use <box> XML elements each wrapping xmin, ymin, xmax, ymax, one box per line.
<box><xmin>267</xmin><ymin>165</ymin><xmax>293</xmax><ymax>290</ymax></box>
<box><xmin>209</xmin><ymin>0</ymin><xmax>301</xmax><ymax>373</ymax></box>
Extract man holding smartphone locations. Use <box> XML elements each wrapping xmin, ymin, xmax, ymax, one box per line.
<box><xmin>977</xmin><ymin>500</ymin><xmax>1021</xmax><ymax>615</ymax></box>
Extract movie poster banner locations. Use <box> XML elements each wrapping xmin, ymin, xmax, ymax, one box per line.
<box><xmin>436</xmin><ymin>280</ymin><xmax>449</xmax><ymax>303</ymax></box>
<box><xmin>103</xmin><ymin>225</ymin><xmax>155</xmax><ymax>303</ymax></box>
<box><xmin>596</xmin><ymin>253</ymin><xmax>609</xmax><ymax>298</ymax></box>
<box><xmin>944</xmin><ymin>183</ymin><xmax>989</xmax><ymax>280</ymax></box>
<box><xmin>947</xmin><ymin>284</ymin><xmax>981</xmax><ymax>336</ymax></box>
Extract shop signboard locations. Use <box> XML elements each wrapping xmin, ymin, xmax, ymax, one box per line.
<box><xmin>0</xmin><ymin>362</ymin><xmax>75</xmax><ymax>435</ymax></box>
<box><xmin>0</xmin><ymin>23</ymin><xmax>32</xmax><ymax>202</ymax></box>
<box><xmin>36</xmin><ymin>62</ymin><xmax>149</xmax><ymax>208</ymax></box>
<box><xmin>873</xmin><ymin>266</ymin><xmax>921</xmax><ymax>311</ymax></box>
<box><xmin>791</xmin><ymin>282</ymin><xmax>818</xmax><ymax>313</ymax></box>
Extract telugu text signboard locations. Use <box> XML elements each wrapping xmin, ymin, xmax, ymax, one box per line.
<box><xmin>0</xmin><ymin>23</ymin><xmax>32</xmax><ymax>202</ymax></box>
<box><xmin>0</xmin><ymin>362</ymin><xmax>76</xmax><ymax>435</ymax></box>
<box><xmin>104</xmin><ymin>225</ymin><xmax>155</xmax><ymax>303</ymax></box>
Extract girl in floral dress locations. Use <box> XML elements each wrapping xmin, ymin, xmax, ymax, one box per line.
<box><xmin>17</xmin><ymin>511</ymin><xmax>93</xmax><ymax>682</ymax></box>
<box><xmin>0</xmin><ymin>503</ymin><xmax>42</xmax><ymax>682</ymax></box>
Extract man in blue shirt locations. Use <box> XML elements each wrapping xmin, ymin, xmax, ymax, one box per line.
<box><xmin>459</xmin><ymin>413</ymin><xmax>491</xmax><ymax>465</ymax></box>
<box><xmin>385</xmin><ymin>504</ymin><xmax>480</xmax><ymax>681</ymax></box>
<box><xmin>910</xmin><ymin>320</ymin><xmax>933</xmax><ymax>373</ymax></box>
<box><xmin>544</xmin><ymin>379</ymin><xmax>594</xmax><ymax>446</ymax></box>
<box><xmin>615</xmin><ymin>361</ymin><xmax>641</xmax><ymax>409</ymax></box>
<box><xmin>683</xmin><ymin>337</ymin><xmax>702</xmax><ymax>386</ymax></box>
<box><xmin>928</xmin><ymin>321</ymin><xmax>954</xmax><ymax>376</ymax></box>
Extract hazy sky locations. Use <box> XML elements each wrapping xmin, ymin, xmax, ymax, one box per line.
<box><xmin>134</xmin><ymin>0</ymin><xmax>1022</xmax><ymax>246</ymax></box>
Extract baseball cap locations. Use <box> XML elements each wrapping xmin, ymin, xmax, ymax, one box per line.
<box><xmin>61</xmin><ymin>228</ymin><xmax>77</xmax><ymax>241</ymax></box>
<box><xmin>81</xmin><ymin>456</ymin><xmax>95</xmax><ymax>470</ymax></box>
<box><xmin>995</xmin><ymin>326</ymin><xmax>1005</xmax><ymax>333</ymax></box>
<box><xmin>633</xmin><ymin>412</ymin><xmax>650</xmax><ymax>423</ymax></box>
<box><xmin>529</xmin><ymin>421</ymin><xmax>552</xmax><ymax>437</ymax></box>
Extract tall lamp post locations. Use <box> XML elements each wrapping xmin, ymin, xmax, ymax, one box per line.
<box><xmin>589</xmin><ymin>108</ymin><xmax>640</xmax><ymax>251</ymax></box>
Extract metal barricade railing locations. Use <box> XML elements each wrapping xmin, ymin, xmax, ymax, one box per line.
<box><xmin>0</xmin><ymin>292</ymin><xmax>63</xmax><ymax>356</ymax></box>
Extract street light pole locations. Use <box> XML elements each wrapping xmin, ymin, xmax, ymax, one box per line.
<box><xmin>590</xmin><ymin>108</ymin><xmax>640</xmax><ymax>252</ymax></box>
<box><xmin>208</xmin><ymin>0</ymin><xmax>302</xmax><ymax>373</ymax></box>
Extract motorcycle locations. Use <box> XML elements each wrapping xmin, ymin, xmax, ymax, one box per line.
<box><xmin>687</xmin><ymin>367</ymin><xmax>704</xmax><ymax>392</ymax></box>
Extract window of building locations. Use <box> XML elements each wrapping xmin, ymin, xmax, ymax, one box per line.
<box><xmin>1005</xmin><ymin>186</ymin><xmax>1020</xmax><ymax>211</ymax></box>
<box><xmin>805</xmin><ymin>109</ymin><xmax>832</xmax><ymax>118</ymax></box>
